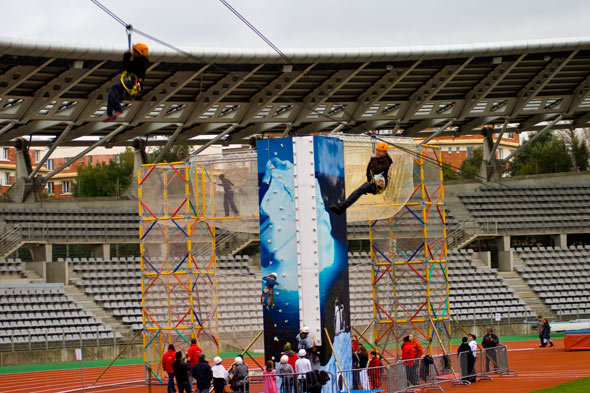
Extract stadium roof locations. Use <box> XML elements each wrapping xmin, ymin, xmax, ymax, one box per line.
<box><xmin>1</xmin><ymin>36</ymin><xmax>590</xmax><ymax>147</ymax></box>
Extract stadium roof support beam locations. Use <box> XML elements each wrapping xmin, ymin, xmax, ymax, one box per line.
<box><xmin>348</xmin><ymin>61</ymin><xmax>420</xmax><ymax>125</ymax></box>
<box><xmin>421</xmin><ymin>120</ymin><xmax>454</xmax><ymax>144</ymax></box>
<box><xmin>0</xmin><ymin>60</ymin><xmax>54</xmax><ymax>96</ymax></box>
<box><xmin>574</xmin><ymin>112</ymin><xmax>590</xmax><ymax>128</ymax></box>
<box><xmin>19</xmin><ymin>61</ymin><xmax>105</xmax><ymax>123</ymax></box>
<box><xmin>237</xmin><ymin>64</ymin><xmax>316</xmax><ymax>127</ymax></box>
<box><xmin>406</xmin><ymin>118</ymin><xmax>451</xmax><ymax>137</ymax></box>
<box><xmin>457</xmin><ymin>55</ymin><xmax>526</xmax><ymax>121</ymax></box>
<box><xmin>488</xmin><ymin>119</ymin><xmax>509</xmax><ymax>159</ymax></box>
<box><xmin>566</xmin><ymin>71</ymin><xmax>590</xmax><ymax>115</ymax></box>
<box><xmin>503</xmin><ymin>115</ymin><xmax>563</xmax><ymax>163</ymax></box>
<box><xmin>175</xmin><ymin>123</ymin><xmax>230</xmax><ymax>143</ymax></box>
<box><xmin>152</xmin><ymin>125</ymin><xmax>184</xmax><ymax>164</ymax></box>
<box><xmin>228</xmin><ymin>122</ymin><xmax>284</xmax><ymax>143</ymax></box>
<box><xmin>112</xmin><ymin>122</ymin><xmax>176</xmax><ymax>144</ymax></box>
<box><xmin>184</xmin><ymin>66</ymin><xmax>264</xmax><ymax>127</ymax></box>
<box><xmin>0</xmin><ymin>120</ymin><xmax>62</xmax><ymax>144</ymax></box>
<box><xmin>192</xmin><ymin>125</ymin><xmax>236</xmax><ymax>156</ymax></box>
<box><xmin>27</xmin><ymin>123</ymin><xmax>73</xmax><ymax>182</ymax></box>
<box><xmin>293</xmin><ymin>65</ymin><xmax>368</xmax><ymax>126</ymax></box>
<box><xmin>509</xmin><ymin>52</ymin><xmax>577</xmax><ymax>117</ymax></box>
<box><xmin>129</xmin><ymin>66</ymin><xmax>209</xmax><ymax>126</ymax></box>
<box><xmin>44</xmin><ymin>124</ymin><xmax>127</xmax><ymax>181</ymax></box>
<box><xmin>398</xmin><ymin>59</ymin><xmax>473</xmax><ymax>123</ymax></box>
<box><xmin>517</xmin><ymin>113</ymin><xmax>558</xmax><ymax>131</ymax></box>
<box><xmin>458</xmin><ymin>115</ymin><xmax>499</xmax><ymax>134</ymax></box>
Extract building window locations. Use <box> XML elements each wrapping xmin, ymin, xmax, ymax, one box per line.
<box><xmin>47</xmin><ymin>182</ymin><xmax>54</xmax><ymax>195</ymax></box>
<box><xmin>88</xmin><ymin>156</ymin><xmax>93</xmax><ymax>165</ymax></box>
<box><xmin>4</xmin><ymin>172</ymin><xmax>10</xmax><ymax>185</ymax></box>
<box><xmin>46</xmin><ymin>159</ymin><xmax>54</xmax><ymax>170</ymax></box>
<box><xmin>466</xmin><ymin>147</ymin><xmax>473</xmax><ymax>158</ymax></box>
<box><xmin>498</xmin><ymin>148</ymin><xmax>503</xmax><ymax>159</ymax></box>
<box><xmin>62</xmin><ymin>180</ymin><xmax>71</xmax><ymax>194</ymax></box>
<box><xmin>2</xmin><ymin>148</ymin><xmax>8</xmax><ymax>160</ymax></box>
<box><xmin>456</xmin><ymin>147</ymin><xmax>460</xmax><ymax>152</ymax></box>
<box><xmin>34</xmin><ymin>151</ymin><xmax>40</xmax><ymax>162</ymax></box>
<box><xmin>448</xmin><ymin>147</ymin><xmax>452</xmax><ymax>154</ymax></box>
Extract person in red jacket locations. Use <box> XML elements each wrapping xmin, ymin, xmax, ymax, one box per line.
<box><xmin>401</xmin><ymin>336</ymin><xmax>417</xmax><ymax>386</ymax></box>
<box><xmin>188</xmin><ymin>339</ymin><xmax>203</xmax><ymax>390</ymax></box>
<box><xmin>162</xmin><ymin>344</ymin><xmax>177</xmax><ymax>393</ymax></box>
<box><xmin>368</xmin><ymin>351</ymin><xmax>382</xmax><ymax>389</ymax></box>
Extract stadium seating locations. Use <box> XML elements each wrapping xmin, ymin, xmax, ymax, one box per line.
<box><xmin>0</xmin><ymin>257</ymin><xmax>23</xmax><ymax>274</ymax></box>
<box><xmin>0</xmin><ymin>284</ymin><xmax>119</xmax><ymax>345</ymax></box>
<box><xmin>458</xmin><ymin>184</ymin><xmax>590</xmax><ymax>231</ymax></box>
<box><xmin>514</xmin><ymin>246</ymin><xmax>590</xmax><ymax>317</ymax></box>
<box><xmin>0</xmin><ymin>207</ymin><xmax>138</xmax><ymax>241</ymax></box>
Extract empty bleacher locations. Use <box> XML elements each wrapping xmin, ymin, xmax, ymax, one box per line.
<box><xmin>514</xmin><ymin>245</ymin><xmax>590</xmax><ymax>317</ymax></box>
<box><xmin>0</xmin><ymin>257</ymin><xmax>23</xmax><ymax>275</ymax></box>
<box><xmin>0</xmin><ymin>283</ymin><xmax>119</xmax><ymax>346</ymax></box>
<box><xmin>0</xmin><ymin>207</ymin><xmax>138</xmax><ymax>241</ymax></box>
<box><xmin>448</xmin><ymin>249</ymin><xmax>534</xmax><ymax>320</ymax></box>
<box><xmin>458</xmin><ymin>184</ymin><xmax>590</xmax><ymax>231</ymax></box>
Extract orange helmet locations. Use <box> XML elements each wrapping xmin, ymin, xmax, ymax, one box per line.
<box><xmin>376</xmin><ymin>142</ymin><xmax>389</xmax><ymax>152</ymax></box>
<box><xmin>133</xmin><ymin>43</ymin><xmax>149</xmax><ymax>59</ymax></box>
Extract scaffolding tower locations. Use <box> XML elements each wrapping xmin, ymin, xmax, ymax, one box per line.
<box><xmin>371</xmin><ymin>145</ymin><xmax>450</xmax><ymax>356</ymax></box>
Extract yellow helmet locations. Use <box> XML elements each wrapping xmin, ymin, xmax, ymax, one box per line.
<box><xmin>376</xmin><ymin>142</ymin><xmax>389</xmax><ymax>152</ymax></box>
<box><xmin>133</xmin><ymin>43</ymin><xmax>149</xmax><ymax>59</ymax></box>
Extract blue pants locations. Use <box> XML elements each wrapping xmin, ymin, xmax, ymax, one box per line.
<box><xmin>107</xmin><ymin>80</ymin><xmax>128</xmax><ymax>116</ymax></box>
<box><xmin>167</xmin><ymin>372</ymin><xmax>176</xmax><ymax>393</ymax></box>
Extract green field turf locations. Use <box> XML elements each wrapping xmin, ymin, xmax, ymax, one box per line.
<box><xmin>532</xmin><ymin>377</ymin><xmax>590</xmax><ymax>392</ymax></box>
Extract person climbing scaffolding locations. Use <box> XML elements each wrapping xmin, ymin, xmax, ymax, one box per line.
<box><xmin>106</xmin><ymin>42</ymin><xmax>149</xmax><ymax>120</ymax></box>
<box><xmin>261</xmin><ymin>273</ymin><xmax>279</xmax><ymax>309</ymax></box>
<box><xmin>330</xmin><ymin>141</ymin><xmax>393</xmax><ymax>215</ymax></box>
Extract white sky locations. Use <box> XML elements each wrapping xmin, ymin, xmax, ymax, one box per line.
<box><xmin>1</xmin><ymin>0</ymin><xmax>590</xmax><ymax>50</ymax></box>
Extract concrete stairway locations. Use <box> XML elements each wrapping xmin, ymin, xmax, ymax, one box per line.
<box><xmin>497</xmin><ymin>271</ymin><xmax>556</xmax><ymax>319</ymax></box>
<box><xmin>63</xmin><ymin>283</ymin><xmax>132</xmax><ymax>339</ymax></box>
<box><xmin>20</xmin><ymin>268</ymin><xmax>45</xmax><ymax>283</ymax></box>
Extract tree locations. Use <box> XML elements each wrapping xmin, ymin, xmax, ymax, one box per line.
<box><xmin>73</xmin><ymin>149</ymin><xmax>134</xmax><ymax>197</ymax></box>
<box><xmin>572</xmin><ymin>136</ymin><xmax>589</xmax><ymax>171</ymax></box>
<box><xmin>459</xmin><ymin>147</ymin><xmax>483</xmax><ymax>180</ymax></box>
<box><xmin>509</xmin><ymin>132</ymin><xmax>572</xmax><ymax>176</ymax></box>
<box><xmin>147</xmin><ymin>145</ymin><xmax>190</xmax><ymax>163</ymax></box>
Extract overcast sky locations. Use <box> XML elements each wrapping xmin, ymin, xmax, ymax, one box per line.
<box><xmin>1</xmin><ymin>1</ymin><xmax>590</xmax><ymax>51</ymax></box>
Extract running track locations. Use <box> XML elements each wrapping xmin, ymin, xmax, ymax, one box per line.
<box><xmin>1</xmin><ymin>339</ymin><xmax>589</xmax><ymax>393</ymax></box>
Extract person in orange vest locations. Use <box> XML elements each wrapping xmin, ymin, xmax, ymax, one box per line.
<box><xmin>188</xmin><ymin>338</ymin><xmax>203</xmax><ymax>390</ymax></box>
<box><xmin>106</xmin><ymin>42</ymin><xmax>149</xmax><ymax>120</ymax></box>
<box><xmin>162</xmin><ymin>344</ymin><xmax>177</xmax><ymax>393</ymax></box>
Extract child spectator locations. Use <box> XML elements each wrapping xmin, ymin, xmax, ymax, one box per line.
<box><xmin>264</xmin><ymin>360</ymin><xmax>279</xmax><ymax>393</ymax></box>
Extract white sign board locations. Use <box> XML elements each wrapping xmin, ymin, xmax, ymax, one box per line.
<box><xmin>75</xmin><ymin>348</ymin><xmax>82</xmax><ymax>361</ymax></box>
<box><xmin>494</xmin><ymin>313</ymin><xmax>501</xmax><ymax>322</ymax></box>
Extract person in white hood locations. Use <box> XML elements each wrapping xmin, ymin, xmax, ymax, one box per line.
<box><xmin>212</xmin><ymin>356</ymin><xmax>229</xmax><ymax>393</ymax></box>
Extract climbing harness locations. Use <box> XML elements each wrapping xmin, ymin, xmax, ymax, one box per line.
<box><xmin>121</xmin><ymin>24</ymin><xmax>142</xmax><ymax>97</ymax></box>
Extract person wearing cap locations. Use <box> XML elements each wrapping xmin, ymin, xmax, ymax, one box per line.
<box><xmin>212</xmin><ymin>356</ymin><xmax>229</xmax><ymax>393</ymax></box>
<box><xmin>295</xmin><ymin>349</ymin><xmax>312</xmax><ymax>393</ymax></box>
<box><xmin>192</xmin><ymin>352</ymin><xmax>212</xmax><ymax>393</ymax></box>
<box><xmin>277</xmin><ymin>354</ymin><xmax>295</xmax><ymax>393</ymax></box>
<box><xmin>162</xmin><ymin>344</ymin><xmax>177</xmax><ymax>393</ymax></box>
<box><xmin>261</xmin><ymin>272</ymin><xmax>280</xmax><ymax>309</ymax></box>
<box><xmin>296</xmin><ymin>326</ymin><xmax>314</xmax><ymax>355</ymax></box>
<box><xmin>228</xmin><ymin>356</ymin><xmax>248</xmax><ymax>392</ymax></box>
<box><xmin>330</xmin><ymin>141</ymin><xmax>393</xmax><ymax>215</ymax></box>
<box><xmin>106</xmin><ymin>42</ymin><xmax>149</xmax><ymax>120</ymax></box>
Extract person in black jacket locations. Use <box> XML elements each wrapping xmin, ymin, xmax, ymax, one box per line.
<box><xmin>172</xmin><ymin>351</ymin><xmax>192</xmax><ymax>393</ymax></box>
<box><xmin>457</xmin><ymin>337</ymin><xmax>474</xmax><ymax>382</ymax></box>
<box><xmin>192</xmin><ymin>353</ymin><xmax>213</xmax><ymax>393</ymax></box>
<box><xmin>541</xmin><ymin>318</ymin><xmax>554</xmax><ymax>347</ymax></box>
<box><xmin>106</xmin><ymin>43</ymin><xmax>149</xmax><ymax>120</ymax></box>
<box><xmin>330</xmin><ymin>142</ymin><xmax>393</xmax><ymax>215</ymax></box>
<box><xmin>482</xmin><ymin>328</ymin><xmax>499</xmax><ymax>372</ymax></box>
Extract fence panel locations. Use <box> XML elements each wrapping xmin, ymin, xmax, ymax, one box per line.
<box><xmin>248</xmin><ymin>370</ymin><xmax>337</xmax><ymax>393</ymax></box>
<box><xmin>495</xmin><ymin>344</ymin><xmax>517</xmax><ymax>376</ymax></box>
<box><xmin>336</xmin><ymin>367</ymin><xmax>387</xmax><ymax>392</ymax></box>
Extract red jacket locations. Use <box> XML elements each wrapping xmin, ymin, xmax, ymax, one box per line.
<box><xmin>401</xmin><ymin>342</ymin><xmax>415</xmax><ymax>366</ymax></box>
<box><xmin>188</xmin><ymin>344</ymin><xmax>203</xmax><ymax>367</ymax></box>
<box><xmin>163</xmin><ymin>349</ymin><xmax>176</xmax><ymax>374</ymax></box>
<box><xmin>411</xmin><ymin>339</ymin><xmax>423</xmax><ymax>358</ymax></box>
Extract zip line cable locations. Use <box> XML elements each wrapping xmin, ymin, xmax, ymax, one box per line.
<box><xmin>87</xmin><ymin>0</ymin><xmax>585</xmax><ymax>220</ymax></box>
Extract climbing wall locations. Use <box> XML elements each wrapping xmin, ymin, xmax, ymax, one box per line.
<box><xmin>370</xmin><ymin>144</ymin><xmax>450</xmax><ymax>356</ymax></box>
<box><xmin>257</xmin><ymin>136</ymin><xmax>352</xmax><ymax>373</ymax></box>
<box><xmin>138</xmin><ymin>162</ymin><xmax>220</xmax><ymax>383</ymax></box>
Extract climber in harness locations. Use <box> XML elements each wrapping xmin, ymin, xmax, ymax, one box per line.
<box><xmin>106</xmin><ymin>27</ymin><xmax>149</xmax><ymax>120</ymax></box>
<box><xmin>330</xmin><ymin>141</ymin><xmax>393</xmax><ymax>215</ymax></box>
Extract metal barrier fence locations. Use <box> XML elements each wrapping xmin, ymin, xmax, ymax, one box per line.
<box><xmin>482</xmin><ymin>344</ymin><xmax>517</xmax><ymax>377</ymax></box>
<box><xmin>246</xmin><ymin>370</ymin><xmax>336</xmax><ymax>393</ymax></box>
<box><xmin>336</xmin><ymin>366</ymin><xmax>388</xmax><ymax>392</ymax></box>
